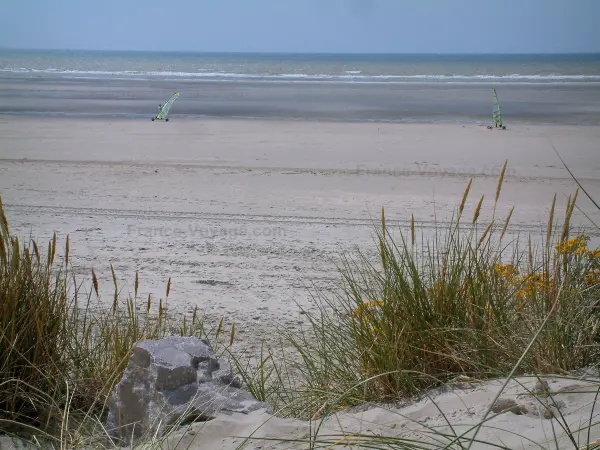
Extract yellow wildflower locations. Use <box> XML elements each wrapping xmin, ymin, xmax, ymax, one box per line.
<box><xmin>555</xmin><ymin>235</ymin><xmax>588</xmax><ymax>255</ymax></box>
<box><xmin>586</xmin><ymin>269</ymin><xmax>600</xmax><ymax>285</ymax></box>
<box><xmin>524</xmin><ymin>273</ymin><xmax>545</xmax><ymax>285</ymax></box>
<box><xmin>351</xmin><ymin>299</ymin><xmax>384</xmax><ymax>318</ymax></box>
<box><xmin>366</xmin><ymin>299</ymin><xmax>384</xmax><ymax>308</ymax></box>
<box><xmin>588</xmin><ymin>249</ymin><xmax>600</xmax><ymax>259</ymax></box>
<box><xmin>516</xmin><ymin>289</ymin><xmax>529</xmax><ymax>299</ymax></box>
<box><xmin>495</xmin><ymin>264</ymin><xmax>520</xmax><ymax>281</ymax></box>
<box><xmin>516</xmin><ymin>272</ymin><xmax>547</xmax><ymax>299</ymax></box>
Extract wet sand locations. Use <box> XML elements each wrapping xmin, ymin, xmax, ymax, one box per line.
<box><xmin>2</xmin><ymin>74</ymin><xmax>600</xmax><ymax>124</ymax></box>
<box><xmin>1</xmin><ymin>116</ymin><xmax>600</xmax><ymax>349</ymax></box>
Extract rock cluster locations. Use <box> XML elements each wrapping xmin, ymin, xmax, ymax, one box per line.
<box><xmin>106</xmin><ymin>336</ymin><xmax>270</xmax><ymax>444</ymax></box>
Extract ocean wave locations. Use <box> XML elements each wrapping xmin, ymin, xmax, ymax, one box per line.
<box><xmin>2</xmin><ymin>67</ymin><xmax>600</xmax><ymax>83</ymax></box>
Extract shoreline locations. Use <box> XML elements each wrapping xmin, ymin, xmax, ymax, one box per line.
<box><xmin>2</xmin><ymin>111</ymin><xmax>600</xmax><ymax>127</ymax></box>
<box><xmin>2</xmin><ymin>75</ymin><xmax>600</xmax><ymax>125</ymax></box>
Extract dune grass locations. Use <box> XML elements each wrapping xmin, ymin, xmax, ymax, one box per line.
<box><xmin>231</xmin><ymin>162</ymin><xmax>600</xmax><ymax>426</ymax></box>
<box><xmin>225</xmin><ymin>160</ymin><xmax>600</xmax><ymax>449</ymax></box>
<box><xmin>0</xmin><ymin>195</ymin><xmax>207</xmax><ymax>447</ymax></box>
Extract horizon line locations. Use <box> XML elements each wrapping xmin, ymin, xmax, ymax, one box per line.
<box><xmin>1</xmin><ymin>47</ymin><xmax>600</xmax><ymax>56</ymax></box>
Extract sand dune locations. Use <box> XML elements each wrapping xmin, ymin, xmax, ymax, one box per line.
<box><xmin>162</xmin><ymin>372</ymin><xmax>600</xmax><ymax>449</ymax></box>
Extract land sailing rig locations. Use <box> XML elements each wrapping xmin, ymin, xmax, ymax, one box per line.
<box><xmin>152</xmin><ymin>93</ymin><xmax>180</xmax><ymax>121</ymax></box>
<box><xmin>488</xmin><ymin>88</ymin><xmax>506</xmax><ymax>130</ymax></box>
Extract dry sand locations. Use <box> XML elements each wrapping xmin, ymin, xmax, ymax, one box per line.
<box><xmin>1</xmin><ymin>116</ymin><xmax>600</xmax><ymax>350</ymax></box>
<box><xmin>2</xmin><ymin>116</ymin><xmax>600</xmax><ymax>448</ymax></box>
<box><xmin>163</xmin><ymin>373</ymin><xmax>600</xmax><ymax>449</ymax></box>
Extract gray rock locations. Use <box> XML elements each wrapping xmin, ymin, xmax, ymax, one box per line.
<box><xmin>0</xmin><ymin>436</ymin><xmax>40</xmax><ymax>450</ymax></box>
<box><xmin>106</xmin><ymin>336</ymin><xmax>270</xmax><ymax>445</ymax></box>
<box><xmin>493</xmin><ymin>381</ymin><xmax>566</xmax><ymax>420</ymax></box>
<box><xmin>491</xmin><ymin>398</ymin><xmax>527</xmax><ymax>415</ymax></box>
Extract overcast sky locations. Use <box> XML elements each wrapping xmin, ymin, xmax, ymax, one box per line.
<box><xmin>1</xmin><ymin>0</ymin><xmax>598</xmax><ymax>53</ymax></box>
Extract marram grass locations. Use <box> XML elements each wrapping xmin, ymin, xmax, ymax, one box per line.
<box><xmin>295</xmin><ymin>180</ymin><xmax>599</xmax><ymax>410</ymax></box>
<box><xmin>235</xmin><ymin>163</ymin><xmax>600</xmax><ymax>423</ymax></box>
<box><xmin>0</xmin><ymin>196</ymin><xmax>207</xmax><ymax>446</ymax></box>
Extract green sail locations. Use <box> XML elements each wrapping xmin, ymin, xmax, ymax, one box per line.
<box><xmin>492</xmin><ymin>88</ymin><xmax>503</xmax><ymax>127</ymax></box>
<box><xmin>156</xmin><ymin>93</ymin><xmax>180</xmax><ymax>120</ymax></box>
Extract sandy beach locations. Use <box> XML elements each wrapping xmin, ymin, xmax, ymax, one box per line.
<box><xmin>3</xmin><ymin>8</ymin><xmax>600</xmax><ymax>448</ymax></box>
<box><xmin>1</xmin><ymin>116</ymin><xmax>600</xmax><ymax>350</ymax></box>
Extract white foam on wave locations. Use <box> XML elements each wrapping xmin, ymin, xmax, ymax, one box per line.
<box><xmin>2</xmin><ymin>67</ymin><xmax>600</xmax><ymax>83</ymax></box>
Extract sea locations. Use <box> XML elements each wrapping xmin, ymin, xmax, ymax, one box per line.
<box><xmin>1</xmin><ymin>50</ymin><xmax>600</xmax><ymax>123</ymax></box>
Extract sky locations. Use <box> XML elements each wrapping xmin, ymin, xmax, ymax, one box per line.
<box><xmin>0</xmin><ymin>0</ymin><xmax>598</xmax><ymax>53</ymax></box>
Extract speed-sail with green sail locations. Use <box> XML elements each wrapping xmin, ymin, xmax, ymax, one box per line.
<box><xmin>152</xmin><ymin>93</ymin><xmax>180</xmax><ymax>121</ymax></box>
<box><xmin>488</xmin><ymin>88</ymin><xmax>506</xmax><ymax>129</ymax></box>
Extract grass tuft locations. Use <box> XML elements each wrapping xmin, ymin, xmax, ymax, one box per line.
<box><xmin>0</xmin><ymin>196</ymin><xmax>208</xmax><ymax>446</ymax></box>
<box><xmin>234</xmin><ymin>165</ymin><xmax>600</xmax><ymax>425</ymax></box>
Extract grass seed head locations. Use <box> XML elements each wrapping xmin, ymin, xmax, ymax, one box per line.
<box><xmin>459</xmin><ymin>179</ymin><xmax>473</xmax><ymax>217</ymax></box>
<box><xmin>473</xmin><ymin>195</ymin><xmax>485</xmax><ymax>224</ymax></box>
<box><xmin>230</xmin><ymin>322</ymin><xmax>236</xmax><ymax>346</ymax></box>
<box><xmin>500</xmin><ymin>206</ymin><xmax>514</xmax><ymax>242</ymax></box>
<box><xmin>546</xmin><ymin>194</ymin><xmax>557</xmax><ymax>249</ymax></box>
<box><xmin>65</xmin><ymin>235</ymin><xmax>70</xmax><ymax>267</ymax></box>
<box><xmin>495</xmin><ymin>160</ymin><xmax>508</xmax><ymax>204</ymax></box>
<box><xmin>91</xmin><ymin>269</ymin><xmax>99</xmax><ymax>296</ymax></box>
